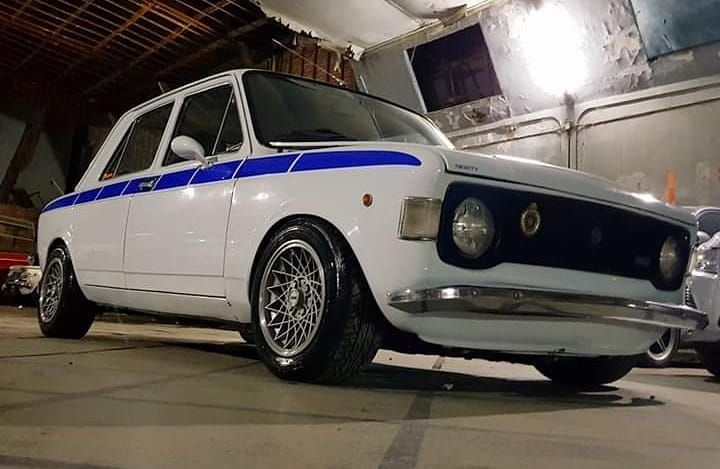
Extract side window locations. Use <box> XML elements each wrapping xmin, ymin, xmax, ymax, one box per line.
<box><xmin>101</xmin><ymin>126</ymin><xmax>132</xmax><ymax>181</ymax></box>
<box><xmin>699</xmin><ymin>211</ymin><xmax>720</xmax><ymax>236</ymax></box>
<box><xmin>164</xmin><ymin>85</ymin><xmax>243</xmax><ymax>166</ymax></box>
<box><xmin>100</xmin><ymin>103</ymin><xmax>173</xmax><ymax>181</ymax></box>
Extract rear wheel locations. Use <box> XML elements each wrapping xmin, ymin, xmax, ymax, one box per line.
<box><xmin>695</xmin><ymin>343</ymin><xmax>720</xmax><ymax>377</ymax></box>
<box><xmin>642</xmin><ymin>328</ymin><xmax>680</xmax><ymax>368</ymax></box>
<box><xmin>251</xmin><ymin>219</ymin><xmax>379</xmax><ymax>384</ymax></box>
<box><xmin>534</xmin><ymin>355</ymin><xmax>640</xmax><ymax>387</ymax></box>
<box><xmin>38</xmin><ymin>246</ymin><xmax>97</xmax><ymax>339</ymax></box>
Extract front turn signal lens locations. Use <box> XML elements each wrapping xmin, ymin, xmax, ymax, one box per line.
<box><xmin>398</xmin><ymin>197</ymin><xmax>442</xmax><ymax>241</ymax></box>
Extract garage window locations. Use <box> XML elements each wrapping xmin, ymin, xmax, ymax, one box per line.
<box><xmin>101</xmin><ymin>104</ymin><xmax>173</xmax><ymax>180</ymax></box>
<box><xmin>407</xmin><ymin>25</ymin><xmax>501</xmax><ymax>112</ymax></box>
<box><xmin>164</xmin><ymin>85</ymin><xmax>243</xmax><ymax>166</ymax></box>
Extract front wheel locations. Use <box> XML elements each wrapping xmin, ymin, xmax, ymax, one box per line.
<box><xmin>641</xmin><ymin>328</ymin><xmax>680</xmax><ymax>368</ymax></box>
<box><xmin>534</xmin><ymin>355</ymin><xmax>640</xmax><ymax>387</ymax></box>
<box><xmin>695</xmin><ymin>343</ymin><xmax>720</xmax><ymax>377</ymax></box>
<box><xmin>251</xmin><ymin>219</ymin><xmax>379</xmax><ymax>384</ymax></box>
<box><xmin>38</xmin><ymin>246</ymin><xmax>97</xmax><ymax>339</ymax></box>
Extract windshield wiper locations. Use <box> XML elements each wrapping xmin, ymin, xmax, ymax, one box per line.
<box><xmin>272</xmin><ymin>128</ymin><xmax>356</xmax><ymax>142</ymax></box>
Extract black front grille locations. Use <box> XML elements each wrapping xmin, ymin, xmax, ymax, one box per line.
<box><xmin>437</xmin><ymin>182</ymin><xmax>691</xmax><ymax>291</ymax></box>
<box><xmin>684</xmin><ymin>286</ymin><xmax>697</xmax><ymax>308</ymax></box>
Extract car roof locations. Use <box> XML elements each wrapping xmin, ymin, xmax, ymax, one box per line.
<box><xmin>127</xmin><ymin>69</ymin><xmax>247</xmax><ymax>114</ymax></box>
<box><xmin>684</xmin><ymin>206</ymin><xmax>720</xmax><ymax>217</ymax></box>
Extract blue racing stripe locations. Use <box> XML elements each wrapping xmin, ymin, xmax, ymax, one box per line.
<box><xmin>41</xmin><ymin>150</ymin><xmax>422</xmax><ymax>213</ymax></box>
<box><xmin>191</xmin><ymin>160</ymin><xmax>242</xmax><ymax>185</ymax></box>
<box><xmin>155</xmin><ymin>168</ymin><xmax>197</xmax><ymax>190</ymax></box>
<box><xmin>236</xmin><ymin>154</ymin><xmax>298</xmax><ymax>178</ymax></box>
<box><xmin>75</xmin><ymin>188</ymin><xmax>102</xmax><ymax>204</ymax></box>
<box><xmin>42</xmin><ymin>194</ymin><xmax>78</xmax><ymax>212</ymax></box>
<box><xmin>292</xmin><ymin>150</ymin><xmax>421</xmax><ymax>172</ymax></box>
<box><xmin>96</xmin><ymin>181</ymin><xmax>129</xmax><ymax>200</ymax></box>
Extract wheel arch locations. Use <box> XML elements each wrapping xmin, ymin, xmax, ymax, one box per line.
<box><xmin>247</xmin><ymin>213</ymin><xmax>366</xmax><ymax>300</ymax></box>
<box><xmin>45</xmin><ymin>238</ymin><xmax>69</xmax><ymax>268</ymax></box>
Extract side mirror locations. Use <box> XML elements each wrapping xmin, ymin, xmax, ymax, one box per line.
<box><xmin>698</xmin><ymin>231</ymin><xmax>711</xmax><ymax>245</ymax></box>
<box><xmin>170</xmin><ymin>135</ymin><xmax>211</xmax><ymax>168</ymax></box>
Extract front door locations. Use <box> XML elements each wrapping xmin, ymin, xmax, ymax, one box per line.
<box><xmin>123</xmin><ymin>80</ymin><xmax>247</xmax><ymax>299</ymax></box>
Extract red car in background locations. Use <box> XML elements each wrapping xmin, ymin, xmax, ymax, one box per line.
<box><xmin>0</xmin><ymin>206</ymin><xmax>39</xmax><ymax>302</ymax></box>
<box><xmin>0</xmin><ymin>252</ymin><xmax>29</xmax><ymax>284</ymax></box>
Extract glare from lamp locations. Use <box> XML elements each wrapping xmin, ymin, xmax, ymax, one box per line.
<box><xmin>516</xmin><ymin>4</ymin><xmax>587</xmax><ymax>96</ymax></box>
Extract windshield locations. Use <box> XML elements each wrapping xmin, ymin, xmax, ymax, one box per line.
<box><xmin>243</xmin><ymin>71</ymin><xmax>452</xmax><ymax>148</ymax></box>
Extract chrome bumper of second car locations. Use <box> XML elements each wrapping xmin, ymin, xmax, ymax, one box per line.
<box><xmin>3</xmin><ymin>272</ymin><xmax>30</xmax><ymax>289</ymax></box>
<box><xmin>388</xmin><ymin>286</ymin><xmax>708</xmax><ymax>330</ymax></box>
<box><xmin>2</xmin><ymin>266</ymin><xmax>41</xmax><ymax>293</ymax></box>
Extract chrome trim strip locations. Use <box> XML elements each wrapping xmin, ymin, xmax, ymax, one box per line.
<box><xmin>388</xmin><ymin>286</ymin><xmax>708</xmax><ymax>330</ymax></box>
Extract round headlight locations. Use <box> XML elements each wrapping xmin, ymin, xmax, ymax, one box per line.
<box><xmin>452</xmin><ymin>198</ymin><xmax>495</xmax><ymax>258</ymax></box>
<box><xmin>659</xmin><ymin>236</ymin><xmax>682</xmax><ymax>282</ymax></box>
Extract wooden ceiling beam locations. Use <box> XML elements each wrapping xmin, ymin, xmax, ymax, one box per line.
<box><xmin>10</xmin><ymin>0</ymin><xmax>35</xmax><ymax>21</ymax></box>
<box><xmin>0</xmin><ymin>14</ymin><xmax>95</xmax><ymax>56</ymax></box>
<box><xmin>81</xmin><ymin>0</ymin><xmax>237</xmax><ymax>97</ymax></box>
<box><xmin>155</xmin><ymin>17</ymin><xmax>269</xmax><ymax>79</ymax></box>
<box><xmin>54</xmin><ymin>2</ymin><xmax>154</xmax><ymax>82</ymax></box>
<box><xmin>13</xmin><ymin>0</ymin><xmax>94</xmax><ymax>73</ymax></box>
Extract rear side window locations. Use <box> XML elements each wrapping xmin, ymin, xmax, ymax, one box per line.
<box><xmin>699</xmin><ymin>211</ymin><xmax>720</xmax><ymax>236</ymax></box>
<box><xmin>101</xmin><ymin>104</ymin><xmax>173</xmax><ymax>181</ymax></box>
<box><xmin>164</xmin><ymin>85</ymin><xmax>243</xmax><ymax>166</ymax></box>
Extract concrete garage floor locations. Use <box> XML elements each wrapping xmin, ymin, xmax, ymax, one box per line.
<box><xmin>1</xmin><ymin>307</ymin><xmax>719</xmax><ymax>469</ymax></box>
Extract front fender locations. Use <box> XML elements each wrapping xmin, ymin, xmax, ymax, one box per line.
<box><xmin>223</xmin><ymin>149</ymin><xmax>447</xmax><ymax>323</ymax></box>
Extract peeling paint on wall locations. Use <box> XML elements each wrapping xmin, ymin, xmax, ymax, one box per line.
<box><xmin>357</xmin><ymin>0</ymin><xmax>720</xmax><ymax>123</ymax></box>
<box><xmin>429</xmin><ymin>95</ymin><xmax>511</xmax><ymax>132</ymax></box>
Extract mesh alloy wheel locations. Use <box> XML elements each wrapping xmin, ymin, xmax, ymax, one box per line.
<box><xmin>258</xmin><ymin>240</ymin><xmax>326</xmax><ymax>357</ymax></box>
<box><xmin>37</xmin><ymin>246</ymin><xmax>97</xmax><ymax>339</ymax></box>
<box><xmin>39</xmin><ymin>257</ymin><xmax>64</xmax><ymax>324</ymax></box>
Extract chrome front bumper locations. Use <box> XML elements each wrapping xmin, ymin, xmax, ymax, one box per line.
<box><xmin>388</xmin><ymin>286</ymin><xmax>708</xmax><ymax>330</ymax></box>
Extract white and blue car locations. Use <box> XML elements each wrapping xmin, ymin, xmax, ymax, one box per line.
<box><xmin>37</xmin><ymin>70</ymin><xmax>707</xmax><ymax>385</ymax></box>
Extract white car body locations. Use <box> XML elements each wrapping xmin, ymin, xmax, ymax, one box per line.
<box><xmin>37</xmin><ymin>70</ymin><xmax>706</xmax><ymax>359</ymax></box>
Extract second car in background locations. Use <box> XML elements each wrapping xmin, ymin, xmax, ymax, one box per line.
<box><xmin>643</xmin><ymin>206</ymin><xmax>720</xmax><ymax>368</ymax></box>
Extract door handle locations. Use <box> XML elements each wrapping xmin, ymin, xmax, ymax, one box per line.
<box><xmin>137</xmin><ymin>177</ymin><xmax>158</xmax><ymax>192</ymax></box>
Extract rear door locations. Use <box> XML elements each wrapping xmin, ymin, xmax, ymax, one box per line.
<box><xmin>123</xmin><ymin>77</ymin><xmax>248</xmax><ymax>299</ymax></box>
<box><xmin>72</xmin><ymin>102</ymin><xmax>174</xmax><ymax>289</ymax></box>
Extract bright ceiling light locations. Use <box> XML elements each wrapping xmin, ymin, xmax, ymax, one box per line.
<box><xmin>514</xmin><ymin>4</ymin><xmax>587</xmax><ymax>96</ymax></box>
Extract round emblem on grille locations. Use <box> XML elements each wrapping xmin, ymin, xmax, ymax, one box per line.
<box><xmin>520</xmin><ymin>203</ymin><xmax>541</xmax><ymax>237</ymax></box>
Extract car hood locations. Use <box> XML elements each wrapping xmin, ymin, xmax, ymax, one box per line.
<box><xmin>439</xmin><ymin>149</ymin><xmax>695</xmax><ymax>227</ymax></box>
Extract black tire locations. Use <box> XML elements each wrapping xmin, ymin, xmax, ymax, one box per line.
<box><xmin>695</xmin><ymin>343</ymin><xmax>720</xmax><ymax>377</ymax></box>
<box><xmin>641</xmin><ymin>328</ymin><xmax>680</xmax><ymax>368</ymax></box>
<box><xmin>38</xmin><ymin>246</ymin><xmax>97</xmax><ymax>339</ymax></box>
<box><xmin>250</xmin><ymin>218</ymin><xmax>379</xmax><ymax>384</ymax></box>
<box><xmin>534</xmin><ymin>355</ymin><xmax>640</xmax><ymax>387</ymax></box>
<box><xmin>237</xmin><ymin>324</ymin><xmax>255</xmax><ymax>344</ymax></box>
